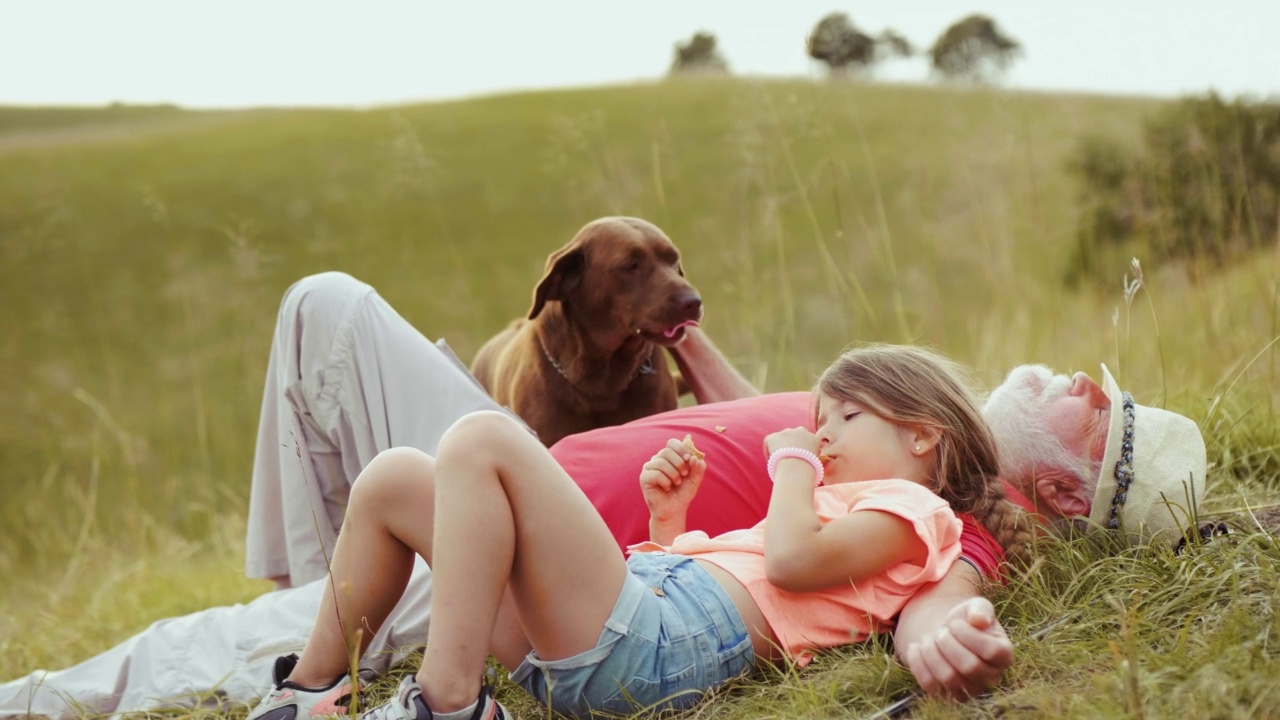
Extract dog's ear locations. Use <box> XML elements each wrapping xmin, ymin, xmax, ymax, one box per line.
<box><xmin>529</xmin><ymin>245</ymin><xmax>585</xmax><ymax>319</ymax></box>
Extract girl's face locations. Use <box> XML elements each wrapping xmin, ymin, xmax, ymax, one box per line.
<box><xmin>815</xmin><ymin>392</ymin><xmax>930</xmax><ymax>486</ymax></box>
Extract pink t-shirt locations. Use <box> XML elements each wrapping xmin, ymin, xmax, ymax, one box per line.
<box><xmin>548</xmin><ymin>392</ymin><xmax>1004</xmax><ymax>579</ymax></box>
<box><xmin>628</xmin><ymin>480</ymin><xmax>962</xmax><ymax>665</ymax></box>
<box><xmin>551</xmin><ymin>392</ymin><xmax>812</xmax><ymax>551</ymax></box>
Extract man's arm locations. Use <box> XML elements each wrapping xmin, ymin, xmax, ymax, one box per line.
<box><xmin>894</xmin><ymin>561</ymin><xmax>1014</xmax><ymax>700</ymax></box>
<box><xmin>669</xmin><ymin>327</ymin><xmax>760</xmax><ymax>403</ymax></box>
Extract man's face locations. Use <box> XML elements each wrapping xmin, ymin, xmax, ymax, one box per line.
<box><xmin>1029</xmin><ymin>368</ymin><xmax>1112</xmax><ymax>465</ymax></box>
<box><xmin>983</xmin><ymin>365</ymin><xmax>1112</xmax><ymax>519</ymax></box>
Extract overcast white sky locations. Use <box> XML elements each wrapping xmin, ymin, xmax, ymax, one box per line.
<box><xmin>4</xmin><ymin>0</ymin><xmax>1278</xmax><ymax>108</ymax></box>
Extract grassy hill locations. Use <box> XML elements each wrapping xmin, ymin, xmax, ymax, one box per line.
<box><xmin>1</xmin><ymin>79</ymin><xmax>1277</xmax><ymax>718</ymax></box>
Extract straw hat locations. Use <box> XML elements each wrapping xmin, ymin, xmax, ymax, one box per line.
<box><xmin>1087</xmin><ymin>364</ymin><xmax>1208</xmax><ymax>547</ymax></box>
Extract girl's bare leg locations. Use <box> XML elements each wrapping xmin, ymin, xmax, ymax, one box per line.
<box><xmin>419</xmin><ymin>411</ymin><xmax>629</xmax><ymax>712</ymax></box>
<box><xmin>286</xmin><ymin>447</ymin><xmax>440</xmax><ymax>686</ymax></box>
<box><xmin>281</xmin><ymin>444</ymin><xmax>538</xmax><ymax>687</ymax></box>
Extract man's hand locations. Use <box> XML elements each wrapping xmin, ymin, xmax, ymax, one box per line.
<box><xmin>903</xmin><ymin>596</ymin><xmax>1013</xmax><ymax>700</ymax></box>
<box><xmin>667</xmin><ymin>327</ymin><xmax>760</xmax><ymax>404</ymax></box>
<box><xmin>640</xmin><ymin>438</ymin><xmax>707</xmax><ymax>528</ymax></box>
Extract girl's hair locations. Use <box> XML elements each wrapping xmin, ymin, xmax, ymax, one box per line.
<box><xmin>815</xmin><ymin>344</ymin><xmax>1037</xmax><ymax>567</ymax></box>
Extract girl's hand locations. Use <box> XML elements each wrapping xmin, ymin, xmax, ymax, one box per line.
<box><xmin>763</xmin><ymin>427</ymin><xmax>821</xmax><ymax>457</ymax></box>
<box><xmin>639</xmin><ymin>438</ymin><xmax>707</xmax><ymax>524</ymax></box>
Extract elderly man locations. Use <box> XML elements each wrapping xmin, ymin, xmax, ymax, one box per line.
<box><xmin>987</xmin><ymin>362</ymin><xmax>1207</xmax><ymax>543</ymax></box>
<box><xmin>0</xmin><ymin>273</ymin><xmax>1207</xmax><ymax>717</ymax></box>
<box><xmin>897</xmin><ymin>360</ymin><xmax>1207</xmax><ymax>698</ymax></box>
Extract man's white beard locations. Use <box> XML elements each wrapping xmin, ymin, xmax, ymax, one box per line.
<box><xmin>983</xmin><ymin>365</ymin><xmax>1096</xmax><ymax>499</ymax></box>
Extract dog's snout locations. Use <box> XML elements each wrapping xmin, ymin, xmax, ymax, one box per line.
<box><xmin>677</xmin><ymin>291</ymin><xmax>703</xmax><ymax>319</ymax></box>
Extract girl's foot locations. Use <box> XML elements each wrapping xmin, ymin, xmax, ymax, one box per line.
<box><xmin>361</xmin><ymin>671</ymin><xmax>510</xmax><ymax>720</ymax></box>
<box><xmin>246</xmin><ymin>654</ymin><xmax>356</xmax><ymax>720</ymax></box>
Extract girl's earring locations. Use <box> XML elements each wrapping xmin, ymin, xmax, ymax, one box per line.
<box><xmin>913</xmin><ymin>444</ymin><xmax>921</xmax><ymax>453</ymax></box>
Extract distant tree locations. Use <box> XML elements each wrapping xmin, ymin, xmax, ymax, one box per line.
<box><xmin>806</xmin><ymin>13</ymin><xmax>914</xmax><ymax>77</ymax></box>
<box><xmin>877</xmin><ymin>29</ymin><xmax>915</xmax><ymax>59</ymax></box>
<box><xmin>929</xmin><ymin>14</ymin><xmax>1021</xmax><ymax>83</ymax></box>
<box><xmin>807</xmin><ymin>13</ymin><xmax>874</xmax><ymax>76</ymax></box>
<box><xmin>669</xmin><ymin>31</ymin><xmax>729</xmax><ymax>75</ymax></box>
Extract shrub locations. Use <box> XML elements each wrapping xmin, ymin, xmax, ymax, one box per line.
<box><xmin>1068</xmin><ymin>94</ymin><xmax>1280</xmax><ymax>282</ymax></box>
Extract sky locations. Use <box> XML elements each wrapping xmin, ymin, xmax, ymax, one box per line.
<box><xmin>4</xmin><ymin>0</ymin><xmax>1279</xmax><ymax>109</ymax></box>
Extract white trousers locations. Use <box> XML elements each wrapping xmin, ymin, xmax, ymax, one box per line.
<box><xmin>245</xmin><ymin>271</ymin><xmax>503</xmax><ymax>586</ymax></box>
<box><xmin>0</xmin><ymin>272</ymin><xmax>503</xmax><ymax>718</ymax></box>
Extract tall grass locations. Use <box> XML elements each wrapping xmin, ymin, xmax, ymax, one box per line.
<box><xmin>1</xmin><ymin>78</ymin><xmax>1277</xmax><ymax>718</ymax></box>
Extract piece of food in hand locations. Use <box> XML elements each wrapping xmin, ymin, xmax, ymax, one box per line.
<box><xmin>682</xmin><ymin>434</ymin><xmax>705</xmax><ymax>460</ymax></box>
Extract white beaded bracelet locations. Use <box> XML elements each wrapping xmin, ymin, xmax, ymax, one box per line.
<box><xmin>767</xmin><ymin>447</ymin><xmax>824</xmax><ymax>486</ymax></box>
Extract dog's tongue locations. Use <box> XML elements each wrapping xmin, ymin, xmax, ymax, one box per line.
<box><xmin>663</xmin><ymin>320</ymin><xmax>699</xmax><ymax>338</ymax></box>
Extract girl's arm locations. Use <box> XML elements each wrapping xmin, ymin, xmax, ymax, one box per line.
<box><xmin>762</xmin><ymin>428</ymin><xmax>926</xmax><ymax>592</ymax></box>
<box><xmin>765</xmin><ymin>477</ymin><xmax>927</xmax><ymax>591</ymax></box>
<box><xmin>639</xmin><ymin>438</ymin><xmax>707</xmax><ymax>545</ymax></box>
<box><xmin>649</xmin><ymin>510</ymin><xmax>687</xmax><ymax>547</ymax></box>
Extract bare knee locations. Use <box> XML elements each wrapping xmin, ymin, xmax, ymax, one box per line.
<box><xmin>437</xmin><ymin>411</ymin><xmax>528</xmax><ymax>474</ymax></box>
<box><xmin>349</xmin><ymin>447</ymin><xmax>436</xmax><ymax>518</ymax></box>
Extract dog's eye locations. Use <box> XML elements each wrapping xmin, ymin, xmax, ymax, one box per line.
<box><xmin>620</xmin><ymin>261</ymin><xmax>641</xmax><ymax>273</ymax></box>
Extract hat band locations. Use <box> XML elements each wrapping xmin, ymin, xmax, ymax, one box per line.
<box><xmin>1105</xmin><ymin>392</ymin><xmax>1136</xmax><ymax>530</ymax></box>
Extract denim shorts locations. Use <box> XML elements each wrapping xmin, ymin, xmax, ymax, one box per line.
<box><xmin>509</xmin><ymin>552</ymin><xmax>755</xmax><ymax>718</ymax></box>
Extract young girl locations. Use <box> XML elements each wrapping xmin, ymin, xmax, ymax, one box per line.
<box><xmin>246</xmin><ymin>344</ymin><xmax>1032</xmax><ymax>720</ymax></box>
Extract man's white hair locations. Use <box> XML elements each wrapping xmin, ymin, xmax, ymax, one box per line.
<box><xmin>982</xmin><ymin>364</ymin><xmax>1098</xmax><ymax>497</ymax></box>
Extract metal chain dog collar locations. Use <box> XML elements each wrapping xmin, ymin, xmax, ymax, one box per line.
<box><xmin>537</xmin><ymin>334</ymin><xmax>654</xmax><ymax>381</ymax></box>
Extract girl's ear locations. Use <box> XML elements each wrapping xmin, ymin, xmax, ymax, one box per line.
<box><xmin>907</xmin><ymin>425</ymin><xmax>942</xmax><ymax>456</ymax></box>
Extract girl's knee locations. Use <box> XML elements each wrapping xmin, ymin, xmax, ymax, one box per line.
<box><xmin>351</xmin><ymin>447</ymin><xmax>435</xmax><ymax>508</ymax></box>
<box><xmin>438</xmin><ymin>411</ymin><xmax>526</xmax><ymax>466</ymax></box>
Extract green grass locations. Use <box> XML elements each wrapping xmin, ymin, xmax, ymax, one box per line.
<box><xmin>1</xmin><ymin>77</ymin><xmax>1277</xmax><ymax>718</ymax></box>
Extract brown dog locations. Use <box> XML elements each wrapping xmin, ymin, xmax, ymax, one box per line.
<box><xmin>470</xmin><ymin>217</ymin><xmax>702</xmax><ymax>446</ymax></box>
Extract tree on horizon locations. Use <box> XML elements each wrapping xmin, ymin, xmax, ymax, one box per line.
<box><xmin>929</xmin><ymin>14</ymin><xmax>1021</xmax><ymax>84</ymax></box>
<box><xmin>806</xmin><ymin>12</ymin><xmax>913</xmax><ymax>78</ymax></box>
<box><xmin>669</xmin><ymin>31</ymin><xmax>729</xmax><ymax>75</ymax></box>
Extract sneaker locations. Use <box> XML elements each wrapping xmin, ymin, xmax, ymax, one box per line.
<box><xmin>361</xmin><ymin>670</ymin><xmax>510</xmax><ymax>720</ymax></box>
<box><xmin>246</xmin><ymin>653</ymin><xmax>358</xmax><ymax>720</ymax></box>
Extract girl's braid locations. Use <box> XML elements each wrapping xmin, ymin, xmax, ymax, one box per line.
<box><xmin>966</xmin><ymin>485</ymin><xmax>1038</xmax><ymax>569</ymax></box>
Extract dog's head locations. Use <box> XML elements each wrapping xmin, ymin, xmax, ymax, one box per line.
<box><xmin>528</xmin><ymin>217</ymin><xmax>702</xmax><ymax>347</ymax></box>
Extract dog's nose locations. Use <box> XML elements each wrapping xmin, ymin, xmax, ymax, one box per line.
<box><xmin>677</xmin><ymin>291</ymin><xmax>702</xmax><ymax>318</ymax></box>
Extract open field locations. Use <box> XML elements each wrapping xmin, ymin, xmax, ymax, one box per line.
<box><xmin>1</xmin><ymin>78</ymin><xmax>1277</xmax><ymax>718</ymax></box>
